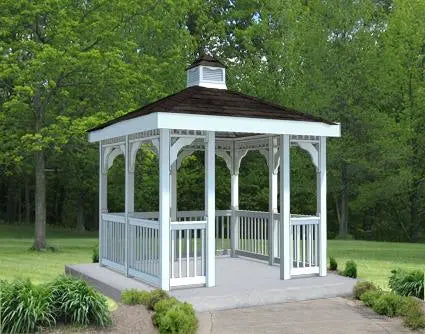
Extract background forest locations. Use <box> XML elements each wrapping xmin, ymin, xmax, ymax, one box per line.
<box><xmin>1</xmin><ymin>0</ymin><xmax>424</xmax><ymax>246</ymax></box>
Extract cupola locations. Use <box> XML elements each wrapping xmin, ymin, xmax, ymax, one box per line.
<box><xmin>186</xmin><ymin>54</ymin><xmax>227</xmax><ymax>89</ymax></box>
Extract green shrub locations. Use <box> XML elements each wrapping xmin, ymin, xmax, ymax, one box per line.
<box><xmin>372</xmin><ymin>293</ymin><xmax>403</xmax><ymax>317</ymax></box>
<box><xmin>49</xmin><ymin>275</ymin><xmax>111</xmax><ymax>326</ymax></box>
<box><xmin>148</xmin><ymin>289</ymin><xmax>170</xmax><ymax>310</ymax></box>
<box><xmin>400</xmin><ymin>297</ymin><xmax>425</xmax><ymax>329</ymax></box>
<box><xmin>360</xmin><ymin>290</ymin><xmax>381</xmax><ymax>307</ymax></box>
<box><xmin>154</xmin><ymin>299</ymin><xmax>198</xmax><ymax>334</ymax></box>
<box><xmin>121</xmin><ymin>289</ymin><xmax>151</xmax><ymax>305</ymax></box>
<box><xmin>389</xmin><ymin>268</ymin><xmax>424</xmax><ymax>299</ymax></box>
<box><xmin>343</xmin><ymin>260</ymin><xmax>357</xmax><ymax>278</ymax></box>
<box><xmin>92</xmin><ymin>243</ymin><xmax>99</xmax><ymax>263</ymax></box>
<box><xmin>0</xmin><ymin>279</ymin><xmax>55</xmax><ymax>334</ymax></box>
<box><xmin>329</xmin><ymin>256</ymin><xmax>338</xmax><ymax>271</ymax></box>
<box><xmin>353</xmin><ymin>281</ymin><xmax>378</xmax><ymax>300</ymax></box>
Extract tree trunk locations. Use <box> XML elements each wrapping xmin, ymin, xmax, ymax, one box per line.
<box><xmin>76</xmin><ymin>191</ymin><xmax>86</xmax><ymax>232</ymax></box>
<box><xmin>25</xmin><ymin>176</ymin><xmax>31</xmax><ymax>224</ymax></box>
<box><xmin>6</xmin><ymin>178</ymin><xmax>17</xmax><ymax>223</ymax></box>
<box><xmin>339</xmin><ymin>162</ymin><xmax>349</xmax><ymax>237</ymax></box>
<box><xmin>34</xmin><ymin>150</ymin><xmax>47</xmax><ymax>249</ymax></box>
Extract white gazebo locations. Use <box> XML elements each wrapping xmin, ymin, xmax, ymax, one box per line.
<box><xmin>88</xmin><ymin>55</ymin><xmax>340</xmax><ymax>291</ymax></box>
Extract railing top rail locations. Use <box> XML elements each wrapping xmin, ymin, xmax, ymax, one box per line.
<box><xmin>102</xmin><ymin>213</ymin><xmax>126</xmax><ymax>223</ymax></box>
<box><xmin>235</xmin><ymin>209</ymin><xmax>269</xmax><ymax>219</ymax></box>
<box><xmin>129</xmin><ymin>217</ymin><xmax>159</xmax><ymax>229</ymax></box>
<box><xmin>290</xmin><ymin>215</ymin><xmax>319</xmax><ymax>225</ymax></box>
<box><xmin>170</xmin><ymin>220</ymin><xmax>207</xmax><ymax>230</ymax></box>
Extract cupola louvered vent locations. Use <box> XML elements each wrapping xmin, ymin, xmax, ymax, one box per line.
<box><xmin>186</xmin><ymin>55</ymin><xmax>227</xmax><ymax>89</ymax></box>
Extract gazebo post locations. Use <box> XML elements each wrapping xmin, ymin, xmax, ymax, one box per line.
<box><xmin>99</xmin><ymin>142</ymin><xmax>108</xmax><ymax>266</ymax></box>
<box><xmin>318</xmin><ymin>137</ymin><xmax>327</xmax><ymax>276</ymax></box>
<box><xmin>268</xmin><ymin>136</ymin><xmax>278</xmax><ymax>265</ymax></box>
<box><xmin>124</xmin><ymin>136</ymin><xmax>131</xmax><ymax>276</ymax></box>
<box><xmin>279</xmin><ymin>134</ymin><xmax>291</xmax><ymax>280</ymax></box>
<box><xmin>159</xmin><ymin>129</ymin><xmax>171</xmax><ymax>291</ymax></box>
<box><xmin>170</xmin><ymin>164</ymin><xmax>177</xmax><ymax>221</ymax></box>
<box><xmin>230</xmin><ymin>141</ymin><xmax>238</xmax><ymax>257</ymax></box>
<box><xmin>205</xmin><ymin>131</ymin><xmax>216</xmax><ymax>287</ymax></box>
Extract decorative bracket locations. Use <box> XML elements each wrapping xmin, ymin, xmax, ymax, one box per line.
<box><xmin>234</xmin><ymin>149</ymin><xmax>248</xmax><ymax>175</ymax></box>
<box><xmin>176</xmin><ymin>149</ymin><xmax>195</xmax><ymax>170</ymax></box>
<box><xmin>216</xmin><ymin>150</ymin><xmax>232</xmax><ymax>172</ymax></box>
<box><xmin>129</xmin><ymin>142</ymin><xmax>141</xmax><ymax>172</ymax></box>
<box><xmin>103</xmin><ymin>145</ymin><xmax>125</xmax><ymax>171</ymax></box>
<box><xmin>170</xmin><ymin>137</ymin><xmax>196</xmax><ymax>166</ymax></box>
<box><xmin>297</xmin><ymin>142</ymin><xmax>318</xmax><ymax>168</ymax></box>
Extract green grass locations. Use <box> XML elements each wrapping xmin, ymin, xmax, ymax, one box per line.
<box><xmin>328</xmin><ymin>240</ymin><xmax>425</xmax><ymax>290</ymax></box>
<box><xmin>0</xmin><ymin>224</ymin><xmax>97</xmax><ymax>284</ymax></box>
<box><xmin>0</xmin><ymin>224</ymin><xmax>423</xmax><ymax>291</ymax></box>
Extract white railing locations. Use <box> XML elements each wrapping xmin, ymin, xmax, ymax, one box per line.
<box><xmin>101</xmin><ymin>213</ymin><xmax>126</xmax><ymax>272</ymax></box>
<box><xmin>235</xmin><ymin>210</ymin><xmax>270</xmax><ymax>258</ymax></box>
<box><xmin>290</xmin><ymin>215</ymin><xmax>319</xmax><ymax>275</ymax></box>
<box><xmin>128</xmin><ymin>216</ymin><xmax>160</xmax><ymax>286</ymax></box>
<box><xmin>170</xmin><ymin>220</ymin><xmax>206</xmax><ymax>287</ymax></box>
<box><xmin>176</xmin><ymin>210</ymin><xmax>232</xmax><ymax>252</ymax></box>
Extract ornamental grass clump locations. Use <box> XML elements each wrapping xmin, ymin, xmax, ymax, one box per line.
<box><xmin>329</xmin><ymin>256</ymin><xmax>338</xmax><ymax>271</ymax></box>
<box><xmin>400</xmin><ymin>297</ymin><xmax>425</xmax><ymax>330</ymax></box>
<box><xmin>372</xmin><ymin>293</ymin><xmax>404</xmax><ymax>317</ymax></box>
<box><xmin>389</xmin><ymin>268</ymin><xmax>424</xmax><ymax>299</ymax></box>
<box><xmin>49</xmin><ymin>275</ymin><xmax>111</xmax><ymax>326</ymax></box>
<box><xmin>353</xmin><ymin>281</ymin><xmax>378</xmax><ymax>300</ymax></box>
<box><xmin>343</xmin><ymin>260</ymin><xmax>357</xmax><ymax>278</ymax></box>
<box><xmin>0</xmin><ymin>279</ymin><xmax>55</xmax><ymax>334</ymax></box>
<box><xmin>153</xmin><ymin>298</ymin><xmax>198</xmax><ymax>334</ymax></box>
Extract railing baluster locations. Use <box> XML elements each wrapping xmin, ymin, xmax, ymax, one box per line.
<box><xmin>186</xmin><ymin>229</ymin><xmax>190</xmax><ymax>277</ymax></box>
<box><xmin>194</xmin><ymin>229</ymin><xmax>197</xmax><ymax>276</ymax></box>
<box><xmin>178</xmin><ymin>230</ymin><xmax>182</xmax><ymax>278</ymax></box>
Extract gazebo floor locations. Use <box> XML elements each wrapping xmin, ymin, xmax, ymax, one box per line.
<box><xmin>65</xmin><ymin>256</ymin><xmax>356</xmax><ymax>312</ymax></box>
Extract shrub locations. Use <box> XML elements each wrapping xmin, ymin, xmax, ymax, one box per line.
<box><xmin>148</xmin><ymin>289</ymin><xmax>170</xmax><ymax>310</ymax></box>
<box><xmin>121</xmin><ymin>289</ymin><xmax>151</xmax><ymax>305</ymax></box>
<box><xmin>92</xmin><ymin>243</ymin><xmax>99</xmax><ymax>263</ymax></box>
<box><xmin>353</xmin><ymin>281</ymin><xmax>378</xmax><ymax>300</ymax></box>
<box><xmin>389</xmin><ymin>268</ymin><xmax>424</xmax><ymax>299</ymax></box>
<box><xmin>329</xmin><ymin>256</ymin><xmax>338</xmax><ymax>271</ymax></box>
<box><xmin>154</xmin><ymin>299</ymin><xmax>198</xmax><ymax>334</ymax></box>
<box><xmin>0</xmin><ymin>279</ymin><xmax>55</xmax><ymax>334</ymax></box>
<box><xmin>400</xmin><ymin>297</ymin><xmax>425</xmax><ymax>329</ymax></box>
<box><xmin>372</xmin><ymin>293</ymin><xmax>403</xmax><ymax>317</ymax></box>
<box><xmin>343</xmin><ymin>260</ymin><xmax>357</xmax><ymax>278</ymax></box>
<box><xmin>49</xmin><ymin>275</ymin><xmax>111</xmax><ymax>326</ymax></box>
<box><xmin>360</xmin><ymin>290</ymin><xmax>381</xmax><ymax>307</ymax></box>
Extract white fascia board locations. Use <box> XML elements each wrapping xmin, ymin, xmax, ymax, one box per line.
<box><xmin>88</xmin><ymin>113</ymin><xmax>158</xmax><ymax>142</ymax></box>
<box><xmin>88</xmin><ymin>111</ymin><xmax>341</xmax><ymax>142</ymax></box>
<box><xmin>157</xmin><ymin>112</ymin><xmax>341</xmax><ymax>137</ymax></box>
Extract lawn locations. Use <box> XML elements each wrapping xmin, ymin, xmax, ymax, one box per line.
<box><xmin>0</xmin><ymin>224</ymin><xmax>423</xmax><ymax>290</ymax></box>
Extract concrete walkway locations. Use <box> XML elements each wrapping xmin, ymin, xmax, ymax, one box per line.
<box><xmin>197</xmin><ymin>297</ymin><xmax>419</xmax><ymax>334</ymax></box>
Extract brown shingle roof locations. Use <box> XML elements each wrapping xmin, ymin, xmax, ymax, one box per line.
<box><xmin>89</xmin><ymin>86</ymin><xmax>335</xmax><ymax>132</ymax></box>
<box><xmin>186</xmin><ymin>54</ymin><xmax>227</xmax><ymax>70</ymax></box>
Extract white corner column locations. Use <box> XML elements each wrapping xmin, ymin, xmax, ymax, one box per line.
<box><xmin>124</xmin><ymin>136</ymin><xmax>135</xmax><ymax>276</ymax></box>
<box><xmin>230</xmin><ymin>142</ymin><xmax>239</xmax><ymax>257</ymax></box>
<box><xmin>99</xmin><ymin>142</ymin><xmax>108</xmax><ymax>266</ymax></box>
<box><xmin>280</xmin><ymin>135</ymin><xmax>291</xmax><ymax>280</ymax></box>
<box><xmin>170</xmin><ymin>163</ymin><xmax>177</xmax><ymax>221</ymax></box>
<box><xmin>205</xmin><ymin>131</ymin><xmax>216</xmax><ymax>287</ymax></box>
<box><xmin>318</xmin><ymin>137</ymin><xmax>327</xmax><ymax>276</ymax></box>
<box><xmin>268</xmin><ymin>136</ymin><xmax>278</xmax><ymax>264</ymax></box>
<box><xmin>159</xmin><ymin>129</ymin><xmax>171</xmax><ymax>290</ymax></box>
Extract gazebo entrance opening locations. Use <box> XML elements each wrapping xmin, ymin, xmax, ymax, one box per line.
<box><xmin>98</xmin><ymin>130</ymin><xmax>326</xmax><ymax>290</ymax></box>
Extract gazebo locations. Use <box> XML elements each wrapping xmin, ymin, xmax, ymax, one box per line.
<box><xmin>88</xmin><ymin>55</ymin><xmax>340</xmax><ymax>291</ymax></box>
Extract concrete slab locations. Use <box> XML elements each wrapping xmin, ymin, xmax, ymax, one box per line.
<box><xmin>66</xmin><ymin>256</ymin><xmax>357</xmax><ymax>312</ymax></box>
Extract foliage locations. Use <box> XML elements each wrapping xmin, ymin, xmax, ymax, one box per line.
<box><xmin>372</xmin><ymin>293</ymin><xmax>404</xmax><ymax>317</ymax></box>
<box><xmin>329</xmin><ymin>256</ymin><xmax>338</xmax><ymax>271</ymax></box>
<box><xmin>389</xmin><ymin>268</ymin><xmax>424</xmax><ymax>299</ymax></box>
<box><xmin>121</xmin><ymin>289</ymin><xmax>151</xmax><ymax>305</ymax></box>
<box><xmin>343</xmin><ymin>260</ymin><xmax>357</xmax><ymax>278</ymax></box>
<box><xmin>353</xmin><ymin>281</ymin><xmax>378</xmax><ymax>300</ymax></box>
<box><xmin>400</xmin><ymin>297</ymin><xmax>425</xmax><ymax>330</ymax></box>
<box><xmin>153</xmin><ymin>298</ymin><xmax>198</xmax><ymax>334</ymax></box>
<box><xmin>49</xmin><ymin>275</ymin><xmax>111</xmax><ymax>326</ymax></box>
<box><xmin>360</xmin><ymin>290</ymin><xmax>381</xmax><ymax>307</ymax></box>
<box><xmin>92</xmin><ymin>243</ymin><xmax>99</xmax><ymax>263</ymax></box>
<box><xmin>147</xmin><ymin>289</ymin><xmax>171</xmax><ymax>310</ymax></box>
<box><xmin>0</xmin><ymin>279</ymin><xmax>55</xmax><ymax>333</ymax></box>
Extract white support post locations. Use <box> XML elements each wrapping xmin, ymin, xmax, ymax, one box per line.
<box><xmin>205</xmin><ymin>131</ymin><xmax>216</xmax><ymax>287</ymax></box>
<box><xmin>280</xmin><ymin>135</ymin><xmax>291</xmax><ymax>280</ymax></box>
<box><xmin>159</xmin><ymin>129</ymin><xmax>171</xmax><ymax>290</ymax></box>
<box><xmin>230</xmin><ymin>141</ymin><xmax>239</xmax><ymax>257</ymax></box>
<box><xmin>170</xmin><ymin>163</ymin><xmax>177</xmax><ymax>221</ymax></box>
<box><xmin>268</xmin><ymin>136</ymin><xmax>278</xmax><ymax>264</ymax></box>
<box><xmin>99</xmin><ymin>142</ymin><xmax>108</xmax><ymax>266</ymax></box>
<box><xmin>318</xmin><ymin>137</ymin><xmax>327</xmax><ymax>276</ymax></box>
<box><xmin>124</xmin><ymin>136</ymin><xmax>131</xmax><ymax>276</ymax></box>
